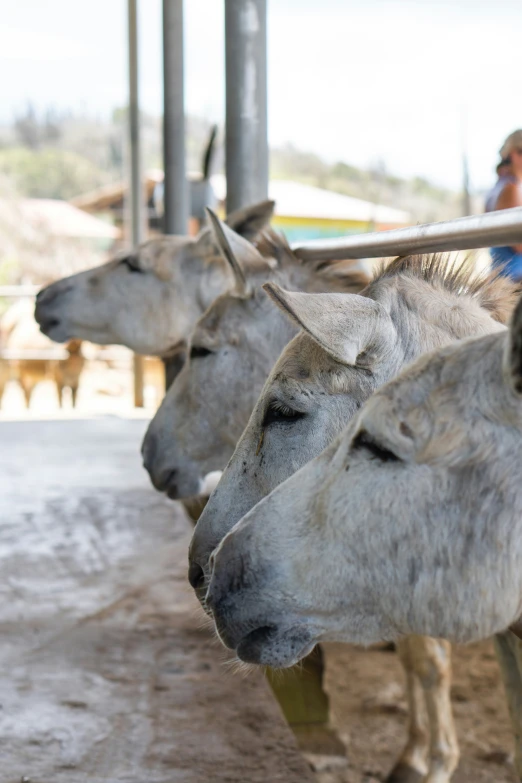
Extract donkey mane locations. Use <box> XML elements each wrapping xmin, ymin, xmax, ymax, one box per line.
<box><xmin>371</xmin><ymin>253</ymin><xmax>519</xmax><ymax>325</ymax></box>
<box><xmin>254</xmin><ymin>229</ymin><xmax>371</xmax><ymax>293</ymax></box>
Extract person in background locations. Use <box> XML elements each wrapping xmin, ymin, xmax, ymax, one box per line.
<box><xmin>488</xmin><ymin>129</ymin><xmax>522</xmax><ymax>281</ymax></box>
<box><xmin>485</xmin><ymin>158</ymin><xmax>513</xmax><ymax>213</ymax></box>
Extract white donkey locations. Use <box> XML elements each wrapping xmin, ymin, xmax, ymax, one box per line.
<box><xmin>142</xmin><ymin>214</ymin><xmax>369</xmax><ymax>497</ymax></box>
<box><xmin>190</xmin><ymin>254</ymin><xmax>517</xmax><ymax>783</ymax></box>
<box><xmin>34</xmin><ymin>201</ymin><xmax>275</xmax><ymax>365</ymax></box>
<box><xmin>206</xmin><ymin>293</ymin><xmax>522</xmax><ymax>780</ymax></box>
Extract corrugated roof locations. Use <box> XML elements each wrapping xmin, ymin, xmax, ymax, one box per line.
<box><xmin>210</xmin><ymin>175</ymin><xmax>410</xmax><ymax>225</ymax></box>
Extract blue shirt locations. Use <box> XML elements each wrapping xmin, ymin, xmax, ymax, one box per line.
<box><xmin>486</xmin><ymin>176</ymin><xmax>522</xmax><ymax>281</ymax></box>
<box><xmin>485</xmin><ymin>175</ymin><xmax>516</xmax><ymax>213</ymax></box>
<box><xmin>490</xmin><ymin>246</ymin><xmax>522</xmax><ymax>282</ymax></box>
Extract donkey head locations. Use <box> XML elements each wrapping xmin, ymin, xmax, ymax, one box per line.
<box><xmin>141</xmin><ymin>213</ymin><xmax>296</xmax><ymax>499</ymax></box>
<box><xmin>189</xmin><ymin>258</ymin><xmax>512</xmax><ymax>590</ymax></box>
<box><xmin>35</xmin><ymin>200</ymin><xmax>274</xmax><ymax>357</ymax></box>
<box><xmin>206</xmin><ymin>298</ymin><xmax>522</xmax><ymax>666</ymax></box>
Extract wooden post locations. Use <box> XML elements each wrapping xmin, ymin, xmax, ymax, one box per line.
<box><xmin>266</xmin><ymin>647</ymin><xmax>345</xmax><ymax>757</ymax></box>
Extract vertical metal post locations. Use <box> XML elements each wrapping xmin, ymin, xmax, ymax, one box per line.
<box><xmin>460</xmin><ymin>105</ymin><xmax>472</xmax><ymax>217</ymax></box>
<box><xmin>163</xmin><ymin>0</ymin><xmax>188</xmax><ymax>235</ymax></box>
<box><xmin>462</xmin><ymin>153</ymin><xmax>471</xmax><ymax>217</ymax></box>
<box><xmin>225</xmin><ymin>0</ymin><xmax>268</xmax><ymax>213</ymax></box>
<box><xmin>128</xmin><ymin>0</ymin><xmax>145</xmax><ymax>407</ymax></box>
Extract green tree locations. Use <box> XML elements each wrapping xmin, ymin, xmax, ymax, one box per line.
<box><xmin>0</xmin><ymin>147</ymin><xmax>107</xmax><ymax>200</ymax></box>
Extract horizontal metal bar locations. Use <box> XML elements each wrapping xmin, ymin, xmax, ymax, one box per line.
<box><xmin>0</xmin><ymin>349</ymin><xmax>68</xmax><ymax>360</ymax></box>
<box><xmin>292</xmin><ymin>207</ymin><xmax>522</xmax><ymax>261</ymax></box>
<box><xmin>0</xmin><ymin>286</ymin><xmax>40</xmax><ymax>297</ymax></box>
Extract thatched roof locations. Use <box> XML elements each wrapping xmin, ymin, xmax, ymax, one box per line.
<box><xmin>2</xmin><ymin>198</ymin><xmax>120</xmax><ymax>240</ymax></box>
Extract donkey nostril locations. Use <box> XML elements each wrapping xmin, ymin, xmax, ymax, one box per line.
<box><xmin>163</xmin><ymin>470</ymin><xmax>178</xmax><ymax>496</ymax></box>
<box><xmin>188</xmin><ymin>561</ymin><xmax>205</xmax><ymax>591</ymax></box>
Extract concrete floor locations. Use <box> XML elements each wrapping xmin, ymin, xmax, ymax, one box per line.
<box><xmin>0</xmin><ymin>416</ymin><xmax>313</xmax><ymax>783</ymax></box>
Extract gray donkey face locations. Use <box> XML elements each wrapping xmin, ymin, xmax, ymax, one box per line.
<box><xmin>189</xmin><ymin>289</ymin><xmax>397</xmax><ymax>572</ymax></box>
<box><xmin>141</xmin><ymin>213</ymin><xmax>370</xmax><ymax>499</ymax></box>
<box><xmin>35</xmin><ymin>201</ymin><xmax>274</xmax><ymax>356</ymax></box>
<box><xmin>142</xmin><ymin>281</ymin><xmax>297</xmax><ymax>499</ymax></box>
<box><xmin>189</xmin><ymin>257</ymin><xmax>513</xmax><ymax>589</ymax></box>
<box><xmin>207</xmin><ymin>301</ymin><xmax>522</xmax><ymax>668</ymax></box>
<box><xmin>141</xmin><ymin>216</ymin><xmax>298</xmax><ymax>498</ymax></box>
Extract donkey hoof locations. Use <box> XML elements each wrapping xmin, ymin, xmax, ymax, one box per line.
<box><xmin>385</xmin><ymin>762</ymin><xmax>425</xmax><ymax>783</ymax></box>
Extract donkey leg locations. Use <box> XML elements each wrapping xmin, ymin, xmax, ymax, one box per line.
<box><xmin>412</xmin><ymin>636</ymin><xmax>458</xmax><ymax>783</ymax></box>
<box><xmin>20</xmin><ymin>380</ymin><xmax>33</xmax><ymax>408</ymax></box>
<box><xmin>386</xmin><ymin>637</ymin><xmax>429</xmax><ymax>783</ymax></box>
<box><xmin>494</xmin><ymin>631</ymin><xmax>522</xmax><ymax>780</ymax></box>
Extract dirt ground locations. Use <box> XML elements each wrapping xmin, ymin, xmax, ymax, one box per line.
<box><xmin>1</xmin><ymin>414</ymin><xmax>517</xmax><ymax>783</ymax></box>
<box><xmin>315</xmin><ymin>639</ymin><xmax>515</xmax><ymax>783</ymax></box>
<box><xmin>0</xmin><ymin>417</ymin><xmax>313</xmax><ymax>783</ymax></box>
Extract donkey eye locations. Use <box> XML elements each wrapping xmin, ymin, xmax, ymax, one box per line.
<box><xmin>120</xmin><ymin>256</ymin><xmax>143</xmax><ymax>273</ymax></box>
<box><xmin>351</xmin><ymin>430</ymin><xmax>399</xmax><ymax>462</ymax></box>
<box><xmin>190</xmin><ymin>346</ymin><xmax>213</xmax><ymax>360</ymax></box>
<box><xmin>262</xmin><ymin>401</ymin><xmax>305</xmax><ymax>427</ymax></box>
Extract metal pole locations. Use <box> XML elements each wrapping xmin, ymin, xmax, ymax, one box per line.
<box><xmin>163</xmin><ymin>0</ymin><xmax>187</xmax><ymax>235</ymax></box>
<box><xmin>128</xmin><ymin>0</ymin><xmax>145</xmax><ymax>407</ymax></box>
<box><xmin>128</xmin><ymin>0</ymin><xmax>143</xmax><ymax>249</ymax></box>
<box><xmin>462</xmin><ymin>153</ymin><xmax>472</xmax><ymax>217</ymax></box>
<box><xmin>225</xmin><ymin>0</ymin><xmax>268</xmax><ymax>213</ymax></box>
<box><xmin>292</xmin><ymin>207</ymin><xmax>522</xmax><ymax>262</ymax></box>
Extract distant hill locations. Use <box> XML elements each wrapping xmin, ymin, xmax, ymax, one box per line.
<box><xmin>270</xmin><ymin>144</ymin><xmax>465</xmax><ymax>223</ymax></box>
<box><xmin>0</xmin><ymin>107</ymin><xmax>466</xmax><ymax>222</ymax></box>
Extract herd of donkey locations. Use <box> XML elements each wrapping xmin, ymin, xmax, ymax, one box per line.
<box><xmin>5</xmin><ymin>197</ymin><xmax>522</xmax><ymax>782</ymax></box>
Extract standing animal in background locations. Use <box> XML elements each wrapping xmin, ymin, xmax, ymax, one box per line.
<box><xmin>0</xmin><ymin>360</ymin><xmax>10</xmax><ymax>408</ymax></box>
<box><xmin>189</xmin><ymin>254</ymin><xmax>516</xmax><ymax>783</ymax></box>
<box><xmin>53</xmin><ymin>339</ymin><xmax>85</xmax><ymax>407</ymax></box>
<box><xmin>0</xmin><ymin>300</ymin><xmax>85</xmax><ymax>408</ymax></box>
<box><xmin>0</xmin><ymin>303</ymin><xmax>17</xmax><ymax>407</ymax></box>
<box><xmin>16</xmin><ymin>354</ymin><xmax>54</xmax><ymax>408</ymax></box>
<box><xmin>142</xmin><ymin>211</ymin><xmax>370</xmax><ymax>498</ymax></box>
<box><xmin>207</xmin><ymin>295</ymin><xmax>522</xmax><ymax>781</ymax></box>
<box><xmin>35</xmin><ymin>201</ymin><xmax>275</xmax><ymax>370</ymax></box>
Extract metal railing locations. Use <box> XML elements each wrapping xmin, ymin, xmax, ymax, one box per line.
<box><xmin>292</xmin><ymin>207</ymin><xmax>522</xmax><ymax>261</ymax></box>
<box><xmin>0</xmin><ymin>285</ymin><xmax>40</xmax><ymax>298</ymax></box>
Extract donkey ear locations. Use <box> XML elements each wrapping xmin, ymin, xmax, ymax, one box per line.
<box><xmin>201</xmin><ymin>124</ymin><xmax>218</xmax><ymax>180</ymax></box>
<box><xmin>224</xmin><ymin>199</ymin><xmax>275</xmax><ymax>241</ymax></box>
<box><xmin>206</xmin><ymin>208</ymin><xmax>273</xmax><ymax>295</ymax></box>
<box><xmin>263</xmin><ymin>283</ymin><xmax>392</xmax><ymax>366</ymax></box>
<box><xmin>505</xmin><ymin>296</ymin><xmax>522</xmax><ymax>395</ymax></box>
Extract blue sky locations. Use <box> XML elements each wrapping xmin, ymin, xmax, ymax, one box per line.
<box><xmin>1</xmin><ymin>0</ymin><xmax>521</xmax><ymax>190</ymax></box>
